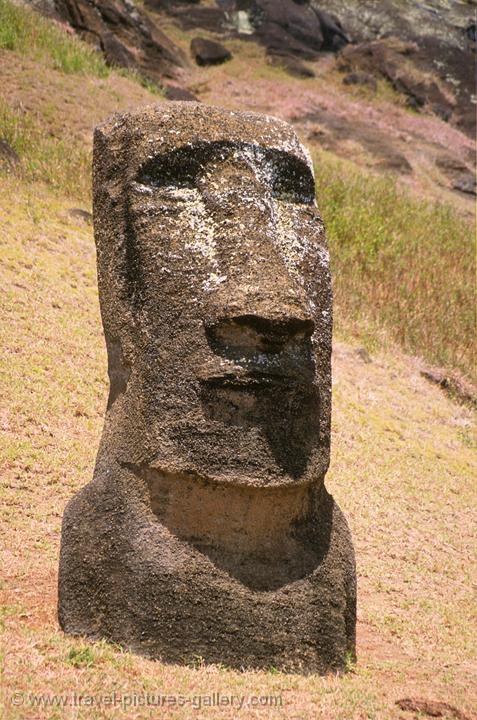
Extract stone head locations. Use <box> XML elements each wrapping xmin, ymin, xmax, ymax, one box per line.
<box><xmin>93</xmin><ymin>103</ymin><xmax>332</xmax><ymax>488</ymax></box>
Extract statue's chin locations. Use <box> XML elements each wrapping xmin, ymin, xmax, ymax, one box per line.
<box><xmin>147</xmin><ymin>390</ymin><xmax>325</xmax><ymax>486</ymax></box>
<box><xmin>147</xmin><ymin>452</ymin><xmax>328</xmax><ymax>489</ymax></box>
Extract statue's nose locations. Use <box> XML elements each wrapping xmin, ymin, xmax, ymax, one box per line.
<box><xmin>204</xmin><ymin>264</ymin><xmax>316</xmax><ymax>357</ymax></box>
<box><xmin>204</xmin><ymin>251</ymin><xmax>315</xmax><ymax>349</ymax></box>
<box><xmin>207</xmin><ymin>238</ymin><xmax>314</xmax><ymax>320</ymax></box>
<box><xmin>200</xmin><ymin>161</ymin><xmax>316</xmax><ymax>344</ymax></box>
<box><xmin>205</xmin><ymin>313</ymin><xmax>314</xmax><ymax>355</ymax></box>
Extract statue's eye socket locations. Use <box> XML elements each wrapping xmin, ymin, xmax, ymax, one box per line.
<box><xmin>137</xmin><ymin>155</ymin><xmax>203</xmax><ymax>189</ymax></box>
<box><xmin>135</xmin><ymin>144</ymin><xmax>316</xmax><ymax>203</ymax></box>
<box><xmin>135</xmin><ymin>143</ymin><xmax>228</xmax><ymax>190</ymax></box>
<box><xmin>270</xmin><ymin>156</ymin><xmax>316</xmax><ymax>205</ymax></box>
<box><xmin>272</xmin><ymin>178</ymin><xmax>315</xmax><ymax>204</ymax></box>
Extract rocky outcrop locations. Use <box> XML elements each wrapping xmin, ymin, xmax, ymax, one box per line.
<box><xmin>152</xmin><ymin>0</ymin><xmax>349</xmax><ymax>59</ymax></box>
<box><xmin>145</xmin><ymin>0</ymin><xmax>226</xmax><ymax>34</ymax></box>
<box><xmin>317</xmin><ymin>0</ymin><xmax>476</xmax><ymax>137</ymax></box>
<box><xmin>235</xmin><ymin>0</ymin><xmax>330</xmax><ymax>59</ymax></box>
<box><xmin>223</xmin><ymin>1</ymin><xmax>348</xmax><ymax>56</ymax></box>
<box><xmin>190</xmin><ymin>36</ymin><xmax>231</xmax><ymax>65</ymax></box>
<box><xmin>338</xmin><ymin>38</ymin><xmax>455</xmax><ymax>118</ymax></box>
<box><xmin>26</xmin><ymin>0</ymin><xmax>188</xmax><ymax>81</ymax></box>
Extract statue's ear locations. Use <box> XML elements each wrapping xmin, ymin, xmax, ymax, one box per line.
<box><xmin>93</xmin><ymin>124</ymin><xmax>138</xmax><ymax>356</ymax></box>
<box><xmin>105</xmin><ymin>334</ymin><xmax>131</xmax><ymax>409</ymax></box>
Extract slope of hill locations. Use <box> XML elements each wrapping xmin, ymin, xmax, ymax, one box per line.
<box><xmin>0</xmin><ymin>2</ymin><xmax>476</xmax><ymax>718</ymax></box>
<box><xmin>1</xmin><ymin>0</ymin><xmax>474</xmax><ymax>379</ymax></box>
<box><xmin>1</xmin><ymin>175</ymin><xmax>476</xmax><ymax>719</ymax></box>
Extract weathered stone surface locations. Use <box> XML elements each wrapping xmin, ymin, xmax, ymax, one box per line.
<box><xmin>330</xmin><ymin>0</ymin><xmax>476</xmax><ymax>137</ymax></box>
<box><xmin>435</xmin><ymin>155</ymin><xmax>476</xmax><ymax>196</ymax></box>
<box><xmin>248</xmin><ymin>0</ymin><xmax>325</xmax><ymax>58</ymax></box>
<box><xmin>226</xmin><ymin>0</ymin><xmax>348</xmax><ymax>58</ymax></box>
<box><xmin>67</xmin><ymin>207</ymin><xmax>93</xmax><ymax>223</ymax></box>
<box><xmin>452</xmin><ymin>173</ymin><xmax>476</xmax><ymax>196</ymax></box>
<box><xmin>338</xmin><ymin>38</ymin><xmax>454</xmax><ymax>116</ymax></box>
<box><xmin>312</xmin><ymin>6</ymin><xmax>348</xmax><ymax>51</ymax></box>
<box><xmin>146</xmin><ymin>0</ymin><xmax>226</xmax><ymax>34</ymax></box>
<box><xmin>190</xmin><ymin>37</ymin><xmax>232</xmax><ymax>65</ymax></box>
<box><xmin>58</xmin><ymin>103</ymin><xmax>356</xmax><ymax>673</ymax></box>
<box><xmin>396</xmin><ymin>697</ymin><xmax>471</xmax><ymax>720</ymax></box>
<box><xmin>154</xmin><ymin>1</ymin><xmax>348</xmax><ymax>58</ymax></box>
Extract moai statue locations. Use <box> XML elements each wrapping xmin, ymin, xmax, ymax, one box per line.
<box><xmin>58</xmin><ymin>103</ymin><xmax>356</xmax><ymax>674</ymax></box>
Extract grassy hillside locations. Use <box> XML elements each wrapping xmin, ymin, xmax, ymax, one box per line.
<box><xmin>1</xmin><ymin>176</ymin><xmax>475</xmax><ymax>719</ymax></box>
<box><xmin>1</xmin><ymin>1</ymin><xmax>474</xmax><ymax>382</ymax></box>
<box><xmin>1</xmin><ymin>3</ymin><xmax>476</xmax><ymax>718</ymax></box>
<box><xmin>0</xmin><ymin>0</ymin><xmax>109</xmax><ymax>76</ymax></box>
<box><xmin>314</xmin><ymin>153</ymin><xmax>475</xmax><ymax>379</ymax></box>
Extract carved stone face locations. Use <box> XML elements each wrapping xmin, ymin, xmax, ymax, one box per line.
<box><xmin>94</xmin><ymin>104</ymin><xmax>332</xmax><ymax>488</ymax></box>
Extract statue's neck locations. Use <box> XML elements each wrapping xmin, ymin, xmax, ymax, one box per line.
<box><xmin>144</xmin><ymin>468</ymin><xmax>320</xmax><ymax>556</ymax></box>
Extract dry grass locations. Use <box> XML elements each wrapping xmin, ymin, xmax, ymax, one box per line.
<box><xmin>1</xmin><ymin>177</ymin><xmax>476</xmax><ymax>719</ymax></box>
<box><xmin>0</xmin><ymin>99</ymin><xmax>91</xmax><ymax>200</ymax></box>
<box><xmin>313</xmin><ymin>149</ymin><xmax>476</xmax><ymax>382</ymax></box>
<box><xmin>1</xmin><ymin>12</ymin><xmax>476</xmax><ymax>717</ymax></box>
<box><xmin>0</xmin><ymin>48</ymin><xmax>157</xmax><ymax>149</ymax></box>
<box><xmin>0</xmin><ymin>46</ymin><xmax>159</xmax><ymax>200</ymax></box>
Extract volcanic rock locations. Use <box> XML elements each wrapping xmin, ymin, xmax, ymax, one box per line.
<box><xmin>190</xmin><ymin>37</ymin><xmax>232</xmax><ymax>65</ymax></box>
<box><xmin>27</xmin><ymin>0</ymin><xmax>188</xmax><ymax>81</ymax></box>
<box><xmin>0</xmin><ymin>139</ymin><xmax>20</xmax><ymax>168</ymax></box>
<box><xmin>342</xmin><ymin>71</ymin><xmax>377</xmax><ymax>91</ymax></box>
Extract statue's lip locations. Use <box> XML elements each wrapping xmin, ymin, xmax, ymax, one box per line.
<box><xmin>200</xmin><ymin>371</ymin><xmax>311</xmax><ymax>389</ymax></box>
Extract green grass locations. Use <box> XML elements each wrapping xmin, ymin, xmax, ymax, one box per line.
<box><xmin>0</xmin><ymin>0</ymin><xmax>164</xmax><ymax>96</ymax></box>
<box><xmin>67</xmin><ymin>646</ymin><xmax>96</xmax><ymax>669</ymax></box>
<box><xmin>0</xmin><ymin>100</ymin><xmax>91</xmax><ymax>199</ymax></box>
<box><xmin>314</xmin><ymin>150</ymin><xmax>475</xmax><ymax>380</ymax></box>
<box><xmin>0</xmin><ymin>0</ymin><xmax>109</xmax><ymax>76</ymax></box>
<box><xmin>116</xmin><ymin>66</ymin><xmax>163</xmax><ymax>96</ymax></box>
